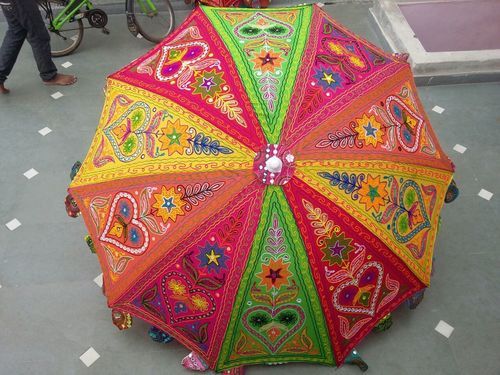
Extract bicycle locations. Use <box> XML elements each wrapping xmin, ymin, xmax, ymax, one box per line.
<box><xmin>38</xmin><ymin>0</ymin><xmax>175</xmax><ymax>57</ymax></box>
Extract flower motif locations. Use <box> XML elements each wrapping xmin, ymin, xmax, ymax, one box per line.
<box><xmin>251</xmin><ymin>50</ymin><xmax>284</xmax><ymax>73</ymax></box>
<box><xmin>168</xmin><ymin>279</ymin><xmax>187</xmax><ymax>296</ymax></box>
<box><xmin>358</xmin><ymin>174</ymin><xmax>389</xmax><ymax>212</ymax></box>
<box><xmin>197</xmin><ymin>241</ymin><xmax>228</xmax><ymax>273</ymax></box>
<box><xmin>158</xmin><ymin>119</ymin><xmax>190</xmax><ymax>156</ymax></box>
<box><xmin>355</xmin><ymin>114</ymin><xmax>384</xmax><ymax>147</ymax></box>
<box><xmin>256</xmin><ymin>257</ymin><xmax>292</xmax><ymax>291</ymax></box>
<box><xmin>122</xmin><ymin>137</ymin><xmax>136</xmax><ymax>154</ymax></box>
<box><xmin>153</xmin><ymin>186</ymin><xmax>186</xmax><ymax>223</ymax></box>
<box><xmin>131</xmin><ymin>109</ymin><xmax>144</xmax><ymax>126</ymax></box>
<box><xmin>191</xmin><ymin>69</ymin><xmax>225</xmax><ymax>100</ymax></box>
<box><xmin>321</xmin><ymin>231</ymin><xmax>354</xmax><ymax>266</ymax></box>
<box><xmin>191</xmin><ymin>295</ymin><xmax>209</xmax><ymax>312</ymax></box>
<box><xmin>313</xmin><ymin>67</ymin><xmax>343</xmax><ymax>91</ymax></box>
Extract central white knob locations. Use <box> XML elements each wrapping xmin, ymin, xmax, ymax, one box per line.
<box><xmin>266</xmin><ymin>156</ymin><xmax>283</xmax><ymax>173</ymax></box>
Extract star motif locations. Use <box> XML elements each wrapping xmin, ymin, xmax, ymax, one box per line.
<box><xmin>364</xmin><ymin>122</ymin><xmax>377</xmax><ymax>137</ymax></box>
<box><xmin>265</xmin><ymin>268</ymin><xmax>283</xmax><ymax>284</ymax></box>
<box><xmin>358</xmin><ymin>174</ymin><xmax>389</xmax><ymax>212</ymax></box>
<box><xmin>205</xmin><ymin>249</ymin><xmax>221</xmax><ymax>266</ymax></box>
<box><xmin>166</xmin><ymin>128</ymin><xmax>181</xmax><ymax>145</ymax></box>
<box><xmin>161</xmin><ymin>197</ymin><xmax>176</xmax><ymax>212</ymax></box>
<box><xmin>355</xmin><ymin>114</ymin><xmax>384</xmax><ymax>147</ymax></box>
<box><xmin>260</xmin><ymin>52</ymin><xmax>277</xmax><ymax>66</ymax></box>
<box><xmin>367</xmin><ymin>185</ymin><xmax>381</xmax><ymax>202</ymax></box>
<box><xmin>200</xmin><ymin>77</ymin><xmax>216</xmax><ymax>91</ymax></box>
<box><xmin>321</xmin><ymin>72</ymin><xmax>335</xmax><ymax>85</ymax></box>
<box><xmin>251</xmin><ymin>50</ymin><xmax>284</xmax><ymax>73</ymax></box>
<box><xmin>328</xmin><ymin>241</ymin><xmax>345</xmax><ymax>258</ymax></box>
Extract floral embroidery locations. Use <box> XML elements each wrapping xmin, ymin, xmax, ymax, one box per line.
<box><xmin>251</xmin><ymin>50</ymin><xmax>284</xmax><ymax>74</ymax></box>
<box><xmin>358</xmin><ymin>175</ymin><xmax>388</xmax><ymax>212</ymax></box>
<box><xmin>158</xmin><ymin>119</ymin><xmax>190</xmax><ymax>156</ymax></box>
<box><xmin>191</xmin><ymin>295</ymin><xmax>210</xmax><ymax>312</ymax></box>
<box><xmin>153</xmin><ymin>186</ymin><xmax>186</xmax><ymax>223</ymax></box>
<box><xmin>321</xmin><ymin>231</ymin><xmax>354</xmax><ymax>266</ymax></box>
<box><xmin>191</xmin><ymin>69</ymin><xmax>225</xmax><ymax>99</ymax></box>
<box><xmin>256</xmin><ymin>257</ymin><xmax>292</xmax><ymax>291</ymax></box>
<box><xmin>168</xmin><ymin>279</ymin><xmax>187</xmax><ymax>296</ymax></box>
<box><xmin>197</xmin><ymin>241</ymin><xmax>229</xmax><ymax>273</ymax></box>
<box><xmin>313</xmin><ymin>66</ymin><xmax>343</xmax><ymax>91</ymax></box>
<box><xmin>354</xmin><ymin>114</ymin><xmax>384</xmax><ymax>147</ymax></box>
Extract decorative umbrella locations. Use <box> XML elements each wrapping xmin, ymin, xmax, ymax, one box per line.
<box><xmin>68</xmin><ymin>5</ymin><xmax>455</xmax><ymax>372</ymax></box>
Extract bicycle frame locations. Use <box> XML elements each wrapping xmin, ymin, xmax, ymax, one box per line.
<box><xmin>50</xmin><ymin>0</ymin><xmax>94</xmax><ymax>31</ymax></box>
<box><xmin>136</xmin><ymin>0</ymin><xmax>159</xmax><ymax>16</ymax></box>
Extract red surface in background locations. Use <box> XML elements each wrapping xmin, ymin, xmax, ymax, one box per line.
<box><xmin>399</xmin><ymin>0</ymin><xmax>500</xmax><ymax>52</ymax></box>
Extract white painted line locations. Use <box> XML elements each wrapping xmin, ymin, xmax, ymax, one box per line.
<box><xmin>432</xmin><ymin>105</ymin><xmax>445</xmax><ymax>114</ymax></box>
<box><xmin>435</xmin><ymin>320</ymin><xmax>454</xmax><ymax>338</ymax></box>
<box><xmin>478</xmin><ymin>189</ymin><xmax>493</xmax><ymax>201</ymax></box>
<box><xmin>5</xmin><ymin>219</ymin><xmax>21</xmax><ymax>231</ymax></box>
<box><xmin>137</xmin><ymin>33</ymin><xmax>143</xmax><ymax>39</ymax></box>
<box><xmin>61</xmin><ymin>61</ymin><xmax>73</xmax><ymax>68</ymax></box>
<box><xmin>453</xmin><ymin>144</ymin><xmax>467</xmax><ymax>154</ymax></box>
<box><xmin>23</xmin><ymin>168</ymin><xmax>39</xmax><ymax>179</ymax></box>
<box><xmin>51</xmin><ymin>92</ymin><xmax>63</xmax><ymax>100</ymax></box>
<box><xmin>80</xmin><ymin>347</ymin><xmax>100</xmax><ymax>367</ymax></box>
<box><xmin>317</xmin><ymin>2</ymin><xmax>325</xmax><ymax>7</ymax></box>
<box><xmin>93</xmin><ymin>273</ymin><xmax>103</xmax><ymax>288</ymax></box>
<box><xmin>38</xmin><ymin>127</ymin><xmax>52</xmax><ymax>136</ymax></box>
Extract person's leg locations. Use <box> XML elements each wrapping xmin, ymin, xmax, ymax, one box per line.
<box><xmin>0</xmin><ymin>1</ymin><xmax>28</xmax><ymax>93</ymax></box>
<box><xmin>14</xmin><ymin>0</ymin><xmax>76</xmax><ymax>85</ymax></box>
<box><xmin>14</xmin><ymin>0</ymin><xmax>58</xmax><ymax>81</ymax></box>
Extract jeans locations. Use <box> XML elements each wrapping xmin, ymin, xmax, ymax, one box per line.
<box><xmin>0</xmin><ymin>0</ymin><xmax>57</xmax><ymax>84</ymax></box>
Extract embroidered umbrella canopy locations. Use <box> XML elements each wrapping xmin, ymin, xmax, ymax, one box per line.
<box><xmin>68</xmin><ymin>4</ymin><xmax>454</xmax><ymax>372</ymax></box>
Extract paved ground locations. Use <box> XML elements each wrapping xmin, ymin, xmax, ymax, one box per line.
<box><xmin>0</xmin><ymin>3</ymin><xmax>499</xmax><ymax>375</ymax></box>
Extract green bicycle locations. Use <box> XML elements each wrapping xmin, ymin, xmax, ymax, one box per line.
<box><xmin>39</xmin><ymin>0</ymin><xmax>175</xmax><ymax>57</ymax></box>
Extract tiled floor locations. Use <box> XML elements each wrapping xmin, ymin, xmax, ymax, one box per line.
<box><xmin>1</xmin><ymin>3</ymin><xmax>499</xmax><ymax>375</ymax></box>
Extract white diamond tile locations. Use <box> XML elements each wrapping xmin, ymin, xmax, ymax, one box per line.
<box><xmin>80</xmin><ymin>347</ymin><xmax>100</xmax><ymax>367</ymax></box>
<box><xmin>5</xmin><ymin>219</ymin><xmax>21</xmax><ymax>231</ymax></box>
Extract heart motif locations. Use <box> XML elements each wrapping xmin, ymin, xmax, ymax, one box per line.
<box><xmin>100</xmin><ymin>192</ymin><xmax>150</xmax><ymax>255</ymax></box>
<box><xmin>242</xmin><ymin>304</ymin><xmax>305</xmax><ymax>353</ymax></box>
<box><xmin>103</xmin><ymin>101</ymin><xmax>150</xmax><ymax>162</ymax></box>
<box><xmin>156</xmin><ymin>42</ymin><xmax>209</xmax><ymax>82</ymax></box>
<box><xmin>392</xmin><ymin>180</ymin><xmax>431</xmax><ymax>243</ymax></box>
<box><xmin>161</xmin><ymin>272</ymin><xmax>216</xmax><ymax>323</ymax></box>
<box><xmin>234</xmin><ymin>13</ymin><xmax>293</xmax><ymax>40</ymax></box>
<box><xmin>333</xmin><ymin>262</ymin><xmax>383</xmax><ymax>316</ymax></box>
<box><xmin>386</xmin><ymin>96</ymin><xmax>424</xmax><ymax>153</ymax></box>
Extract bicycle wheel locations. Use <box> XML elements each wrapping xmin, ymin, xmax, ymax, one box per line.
<box><xmin>128</xmin><ymin>0</ymin><xmax>175</xmax><ymax>43</ymax></box>
<box><xmin>40</xmin><ymin>1</ymin><xmax>84</xmax><ymax>57</ymax></box>
<box><xmin>50</xmin><ymin>18</ymin><xmax>84</xmax><ymax>57</ymax></box>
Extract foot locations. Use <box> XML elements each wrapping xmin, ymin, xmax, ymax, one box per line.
<box><xmin>0</xmin><ymin>83</ymin><xmax>9</xmax><ymax>94</ymax></box>
<box><xmin>43</xmin><ymin>73</ymin><xmax>77</xmax><ymax>86</ymax></box>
